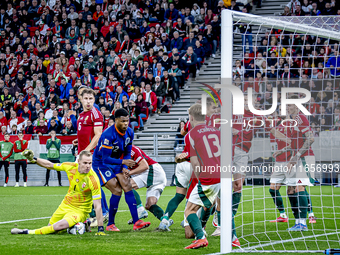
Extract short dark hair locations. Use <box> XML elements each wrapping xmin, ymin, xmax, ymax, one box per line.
<box><xmin>114</xmin><ymin>108</ymin><xmax>129</xmax><ymax>119</ymax></box>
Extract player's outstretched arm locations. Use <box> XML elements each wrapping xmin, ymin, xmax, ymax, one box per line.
<box><xmin>93</xmin><ymin>199</ymin><xmax>106</xmax><ymax>235</ymax></box>
<box><xmin>36</xmin><ymin>158</ymin><xmax>55</xmax><ymax>170</ymax></box>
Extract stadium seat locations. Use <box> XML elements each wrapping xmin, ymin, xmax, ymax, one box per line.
<box><xmin>142</xmin><ymin>108</ymin><xmax>149</xmax><ymax>122</ymax></box>
<box><xmin>148</xmin><ymin>22</ymin><xmax>159</xmax><ymax>28</ymax></box>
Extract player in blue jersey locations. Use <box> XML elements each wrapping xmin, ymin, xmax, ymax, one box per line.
<box><xmin>92</xmin><ymin>108</ymin><xmax>151</xmax><ymax>231</ymax></box>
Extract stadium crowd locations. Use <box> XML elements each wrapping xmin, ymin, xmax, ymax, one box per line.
<box><xmin>233</xmin><ymin>0</ymin><xmax>340</xmax><ymax>137</ymax></box>
<box><xmin>0</xmin><ymin>0</ymin><xmax>225</xmax><ymax>134</ymax></box>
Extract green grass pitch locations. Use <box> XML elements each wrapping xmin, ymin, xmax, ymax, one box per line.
<box><xmin>1</xmin><ymin>186</ymin><xmax>339</xmax><ymax>254</ymax></box>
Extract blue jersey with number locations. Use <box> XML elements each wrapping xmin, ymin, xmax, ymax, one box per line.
<box><xmin>93</xmin><ymin>125</ymin><xmax>134</xmax><ymax>168</ymax></box>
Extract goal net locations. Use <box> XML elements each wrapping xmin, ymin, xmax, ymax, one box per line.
<box><xmin>218</xmin><ymin>10</ymin><xmax>340</xmax><ymax>253</ymax></box>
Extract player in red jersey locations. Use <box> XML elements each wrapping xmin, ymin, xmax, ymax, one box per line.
<box><xmin>126</xmin><ymin>145</ymin><xmax>167</xmax><ymax>224</ymax></box>
<box><xmin>273</xmin><ymin>95</ymin><xmax>316</xmax><ymax>230</ymax></box>
<box><xmin>267</xmin><ymin>109</ymin><xmax>291</xmax><ymax>223</ymax></box>
<box><xmin>184</xmin><ymin>104</ymin><xmax>220</xmax><ymax>249</ymax></box>
<box><xmin>71</xmin><ymin>88</ymin><xmax>109</xmax><ymax>225</ymax></box>
<box><xmin>230</xmin><ymin>93</ymin><xmax>286</xmax><ymax>246</ymax></box>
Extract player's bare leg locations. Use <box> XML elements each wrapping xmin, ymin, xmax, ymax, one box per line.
<box><xmin>269</xmin><ymin>183</ymin><xmax>288</xmax><ymax>222</ymax></box>
<box><xmin>104</xmin><ymin>178</ymin><xmax>122</xmax><ymax>231</ymax></box>
<box><xmin>184</xmin><ymin>202</ymin><xmax>209</xmax><ymax>249</ymax></box>
<box><xmin>12</xmin><ymin>219</ymin><xmax>69</xmax><ymax>235</ymax></box>
<box><xmin>116</xmin><ymin>172</ymin><xmax>151</xmax><ymax>230</ymax></box>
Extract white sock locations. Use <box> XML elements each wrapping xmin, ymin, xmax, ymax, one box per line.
<box><xmin>137</xmin><ymin>205</ymin><xmax>145</xmax><ymax>214</ymax></box>
<box><xmin>16</xmin><ymin>182</ymin><xmax>19</xmax><ymax>185</ymax></box>
<box><xmin>24</xmin><ymin>182</ymin><xmax>27</xmax><ymax>185</ymax></box>
<box><xmin>300</xmin><ymin>219</ymin><xmax>307</xmax><ymax>225</ymax></box>
<box><xmin>309</xmin><ymin>212</ymin><xmax>314</xmax><ymax>217</ymax></box>
<box><xmin>295</xmin><ymin>219</ymin><xmax>299</xmax><ymax>225</ymax></box>
<box><xmin>280</xmin><ymin>212</ymin><xmax>287</xmax><ymax>218</ymax></box>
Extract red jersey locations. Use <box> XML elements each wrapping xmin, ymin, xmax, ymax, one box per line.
<box><xmin>189</xmin><ymin>123</ymin><xmax>220</xmax><ymax>185</ymax></box>
<box><xmin>130</xmin><ymin>145</ymin><xmax>157</xmax><ymax>170</ymax></box>
<box><xmin>181</xmin><ymin>133</ymin><xmax>191</xmax><ymax>161</ymax></box>
<box><xmin>183</xmin><ymin>121</ymin><xmax>191</xmax><ymax>133</ymax></box>
<box><xmin>269</xmin><ymin>119</ymin><xmax>292</xmax><ymax>162</ymax></box>
<box><xmin>287</xmin><ymin>113</ymin><xmax>314</xmax><ymax>157</ymax></box>
<box><xmin>233</xmin><ymin>110</ymin><xmax>263</xmax><ymax>153</ymax></box>
<box><xmin>205</xmin><ymin>113</ymin><xmax>221</xmax><ymax>129</ymax></box>
<box><xmin>77</xmin><ymin>107</ymin><xmax>103</xmax><ymax>154</ymax></box>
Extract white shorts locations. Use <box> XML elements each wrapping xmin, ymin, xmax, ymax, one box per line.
<box><xmin>270</xmin><ymin>156</ymin><xmax>315</xmax><ymax>187</ymax></box>
<box><xmin>132</xmin><ymin>163</ymin><xmax>167</xmax><ymax>200</ymax></box>
<box><xmin>233</xmin><ymin>146</ymin><xmax>249</xmax><ymax>175</ymax></box>
<box><xmin>188</xmin><ymin>182</ymin><xmax>220</xmax><ymax>208</ymax></box>
<box><xmin>175</xmin><ymin>161</ymin><xmax>193</xmax><ymax>188</ymax></box>
<box><xmin>270</xmin><ymin>162</ymin><xmax>289</xmax><ymax>184</ymax></box>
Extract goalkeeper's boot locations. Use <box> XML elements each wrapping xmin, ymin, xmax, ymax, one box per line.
<box><xmin>309</xmin><ymin>216</ymin><xmax>317</xmax><ymax>224</ymax></box>
<box><xmin>127</xmin><ymin>208</ymin><xmax>148</xmax><ymax>225</ymax></box>
<box><xmin>212</xmin><ymin>211</ymin><xmax>218</xmax><ymax>227</ymax></box>
<box><xmin>270</xmin><ymin>216</ymin><xmax>288</xmax><ymax>223</ymax></box>
<box><xmin>103</xmin><ymin>213</ymin><xmax>109</xmax><ymax>224</ymax></box>
<box><xmin>287</xmin><ymin>223</ymin><xmax>308</xmax><ymax>231</ymax></box>
<box><xmin>180</xmin><ymin>219</ymin><xmax>185</xmax><ymax>228</ymax></box>
<box><xmin>211</xmin><ymin>227</ymin><xmax>220</xmax><ymax>237</ymax></box>
<box><xmin>185</xmin><ymin>238</ymin><xmax>208</xmax><ymax>249</ymax></box>
<box><xmin>106</xmin><ymin>224</ymin><xmax>120</xmax><ymax>232</ymax></box>
<box><xmin>158</xmin><ymin>218</ymin><xmax>171</xmax><ymax>231</ymax></box>
<box><xmin>232</xmin><ymin>235</ymin><xmax>240</xmax><ymax>247</ymax></box>
<box><xmin>90</xmin><ymin>217</ymin><xmax>98</xmax><ymax>227</ymax></box>
<box><xmin>133</xmin><ymin>219</ymin><xmax>151</xmax><ymax>231</ymax></box>
<box><xmin>11</xmin><ymin>228</ymin><xmax>28</xmax><ymax>234</ymax></box>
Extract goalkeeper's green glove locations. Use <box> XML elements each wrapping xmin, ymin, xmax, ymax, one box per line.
<box><xmin>95</xmin><ymin>226</ymin><xmax>106</xmax><ymax>236</ymax></box>
<box><xmin>22</xmin><ymin>150</ymin><xmax>36</xmax><ymax>163</ymax></box>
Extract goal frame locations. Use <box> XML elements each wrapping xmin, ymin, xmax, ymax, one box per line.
<box><xmin>219</xmin><ymin>9</ymin><xmax>340</xmax><ymax>254</ymax></box>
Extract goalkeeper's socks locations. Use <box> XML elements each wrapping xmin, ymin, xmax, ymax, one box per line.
<box><xmin>161</xmin><ymin>193</ymin><xmax>185</xmax><ymax>221</ymax></box>
<box><xmin>31</xmin><ymin>225</ymin><xmax>55</xmax><ymax>235</ymax></box>
<box><xmin>125</xmin><ymin>190</ymin><xmax>139</xmax><ymax>224</ymax></box>
<box><xmin>232</xmin><ymin>192</ymin><xmax>242</xmax><ymax>216</ymax></box>
<box><xmin>217</xmin><ymin>210</ymin><xmax>221</xmax><ymax>226</ymax></box>
<box><xmin>133</xmin><ymin>189</ymin><xmax>143</xmax><ymax>207</ymax></box>
<box><xmin>309</xmin><ymin>212</ymin><xmax>314</xmax><ymax>217</ymax></box>
<box><xmin>187</xmin><ymin>213</ymin><xmax>205</xmax><ymax>240</ymax></box>
<box><xmin>232</xmin><ymin>216</ymin><xmax>237</xmax><ymax>238</ymax></box>
<box><xmin>299</xmin><ymin>218</ymin><xmax>307</xmax><ymax>225</ymax></box>
<box><xmin>108</xmin><ymin>194</ymin><xmax>121</xmax><ymax>225</ymax></box>
<box><xmin>269</xmin><ymin>189</ymin><xmax>285</xmax><ymax>213</ymax></box>
<box><xmin>149</xmin><ymin>204</ymin><xmax>164</xmax><ymax>220</ymax></box>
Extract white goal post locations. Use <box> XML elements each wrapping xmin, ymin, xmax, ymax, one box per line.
<box><xmin>219</xmin><ymin>10</ymin><xmax>340</xmax><ymax>253</ymax></box>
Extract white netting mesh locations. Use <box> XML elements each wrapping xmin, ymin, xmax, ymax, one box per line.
<box><xmin>229</xmin><ymin>14</ymin><xmax>340</xmax><ymax>253</ymax></box>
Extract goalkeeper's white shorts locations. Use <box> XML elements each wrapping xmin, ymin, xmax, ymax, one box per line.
<box><xmin>175</xmin><ymin>161</ymin><xmax>193</xmax><ymax>188</ymax></box>
<box><xmin>131</xmin><ymin>163</ymin><xmax>167</xmax><ymax>200</ymax></box>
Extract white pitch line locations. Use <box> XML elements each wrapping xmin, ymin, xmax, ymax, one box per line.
<box><xmin>0</xmin><ymin>211</ymin><xmax>185</xmax><ymax>225</ymax></box>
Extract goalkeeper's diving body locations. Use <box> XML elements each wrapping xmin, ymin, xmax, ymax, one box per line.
<box><xmin>11</xmin><ymin>150</ymin><xmax>106</xmax><ymax>236</ymax></box>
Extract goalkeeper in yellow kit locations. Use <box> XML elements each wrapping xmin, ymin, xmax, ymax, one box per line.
<box><xmin>11</xmin><ymin>150</ymin><xmax>106</xmax><ymax>236</ymax></box>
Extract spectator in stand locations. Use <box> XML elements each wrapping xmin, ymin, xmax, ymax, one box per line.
<box><xmin>61</xmin><ymin>121</ymin><xmax>76</xmax><ymax>135</ymax></box>
<box><xmin>164</xmin><ymin>3</ymin><xmax>179</xmax><ymax>21</ymax></box>
<box><xmin>182</xmin><ymin>46</ymin><xmax>198</xmax><ymax>80</ymax></box>
<box><xmin>24</xmin><ymin>120</ymin><xmax>34</xmax><ymax>134</ymax></box>
<box><xmin>174</xmin><ymin>120</ymin><xmax>185</xmax><ymax>148</ymax></box>
<box><xmin>34</xmin><ymin>120</ymin><xmax>48</xmax><ymax>135</ymax></box>
<box><xmin>143</xmin><ymin>84</ymin><xmax>157</xmax><ymax>114</ymax></box>
<box><xmin>7</xmin><ymin>111</ymin><xmax>26</xmax><ymax>134</ymax></box>
<box><xmin>154</xmin><ymin>76</ymin><xmax>166</xmax><ymax>114</ymax></box>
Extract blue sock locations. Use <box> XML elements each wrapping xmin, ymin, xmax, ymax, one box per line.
<box><xmin>101</xmin><ymin>188</ymin><xmax>109</xmax><ymax>215</ymax></box>
<box><xmin>125</xmin><ymin>190</ymin><xmax>139</xmax><ymax>224</ymax></box>
<box><xmin>108</xmin><ymin>194</ymin><xmax>121</xmax><ymax>226</ymax></box>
